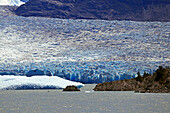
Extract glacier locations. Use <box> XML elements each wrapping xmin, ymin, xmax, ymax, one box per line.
<box><xmin>0</xmin><ymin>6</ymin><xmax>169</xmax><ymax>84</ymax></box>
<box><xmin>0</xmin><ymin>0</ymin><xmax>27</xmax><ymax>6</ymax></box>
<box><xmin>0</xmin><ymin>76</ymin><xmax>84</xmax><ymax>90</ymax></box>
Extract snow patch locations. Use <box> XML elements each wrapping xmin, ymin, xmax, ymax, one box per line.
<box><xmin>0</xmin><ymin>0</ymin><xmax>26</xmax><ymax>6</ymax></box>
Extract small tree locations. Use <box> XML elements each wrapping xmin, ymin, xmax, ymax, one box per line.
<box><xmin>143</xmin><ymin>71</ymin><xmax>148</xmax><ymax>78</ymax></box>
<box><xmin>136</xmin><ymin>71</ymin><xmax>143</xmax><ymax>82</ymax></box>
<box><xmin>155</xmin><ymin>66</ymin><xmax>166</xmax><ymax>83</ymax></box>
<box><xmin>137</xmin><ymin>71</ymin><xmax>141</xmax><ymax>77</ymax></box>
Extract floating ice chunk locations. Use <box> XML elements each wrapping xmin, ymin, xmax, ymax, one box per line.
<box><xmin>0</xmin><ymin>76</ymin><xmax>84</xmax><ymax>90</ymax></box>
<box><xmin>85</xmin><ymin>90</ymin><xmax>94</xmax><ymax>93</ymax></box>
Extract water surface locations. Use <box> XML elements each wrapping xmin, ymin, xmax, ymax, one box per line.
<box><xmin>0</xmin><ymin>84</ymin><xmax>169</xmax><ymax>113</ymax></box>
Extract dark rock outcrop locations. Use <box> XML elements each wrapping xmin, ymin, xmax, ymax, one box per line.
<box><xmin>15</xmin><ymin>0</ymin><xmax>170</xmax><ymax>21</ymax></box>
<box><xmin>63</xmin><ymin>85</ymin><xmax>80</xmax><ymax>91</ymax></box>
<box><xmin>93</xmin><ymin>67</ymin><xmax>170</xmax><ymax>93</ymax></box>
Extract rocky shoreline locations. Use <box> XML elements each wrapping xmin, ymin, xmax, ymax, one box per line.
<box><xmin>94</xmin><ymin>66</ymin><xmax>170</xmax><ymax>93</ymax></box>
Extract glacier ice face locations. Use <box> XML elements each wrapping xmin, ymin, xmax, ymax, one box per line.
<box><xmin>0</xmin><ymin>60</ymin><xmax>166</xmax><ymax>84</ymax></box>
<box><xmin>0</xmin><ymin>0</ymin><xmax>27</xmax><ymax>6</ymax></box>
<box><xmin>0</xmin><ymin>76</ymin><xmax>84</xmax><ymax>90</ymax></box>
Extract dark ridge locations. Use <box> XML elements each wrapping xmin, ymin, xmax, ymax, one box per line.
<box><xmin>15</xmin><ymin>0</ymin><xmax>170</xmax><ymax>21</ymax></box>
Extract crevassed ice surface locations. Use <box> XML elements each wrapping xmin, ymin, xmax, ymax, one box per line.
<box><xmin>0</xmin><ymin>0</ymin><xmax>25</xmax><ymax>6</ymax></box>
<box><xmin>0</xmin><ymin>12</ymin><xmax>169</xmax><ymax>83</ymax></box>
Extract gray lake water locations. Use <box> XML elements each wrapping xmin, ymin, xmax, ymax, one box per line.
<box><xmin>0</xmin><ymin>84</ymin><xmax>169</xmax><ymax>113</ymax></box>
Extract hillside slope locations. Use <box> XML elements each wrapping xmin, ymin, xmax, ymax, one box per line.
<box><xmin>15</xmin><ymin>0</ymin><xmax>170</xmax><ymax>21</ymax></box>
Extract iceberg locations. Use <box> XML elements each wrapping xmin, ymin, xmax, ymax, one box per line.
<box><xmin>0</xmin><ymin>76</ymin><xmax>84</xmax><ymax>90</ymax></box>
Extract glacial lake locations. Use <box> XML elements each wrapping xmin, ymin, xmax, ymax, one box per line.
<box><xmin>0</xmin><ymin>84</ymin><xmax>169</xmax><ymax>113</ymax></box>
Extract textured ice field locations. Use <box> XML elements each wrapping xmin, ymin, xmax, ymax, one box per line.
<box><xmin>0</xmin><ymin>15</ymin><xmax>169</xmax><ymax>64</ymax></box>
